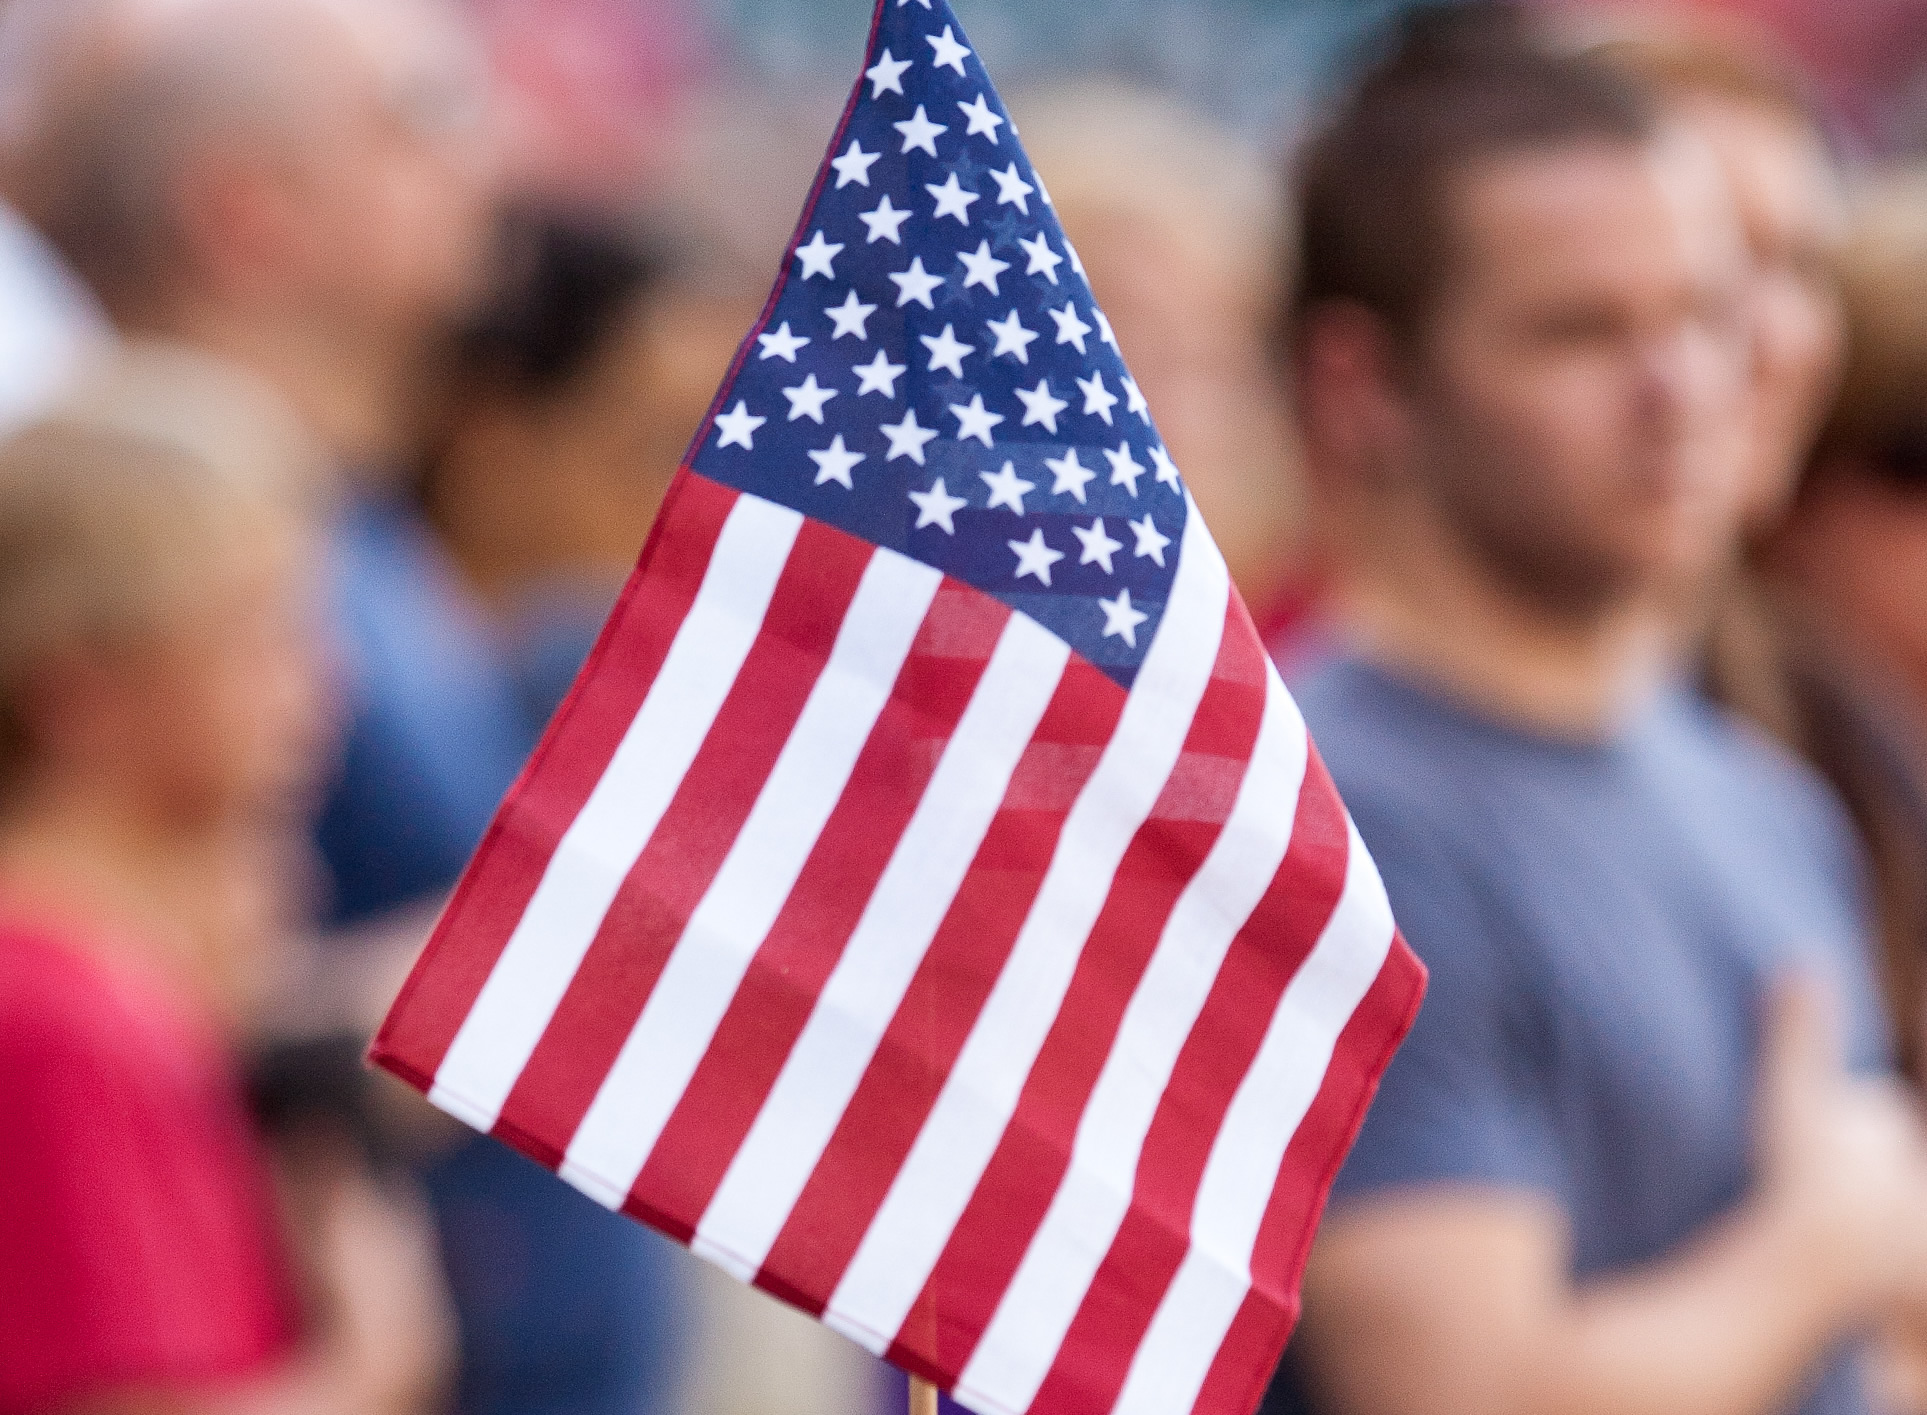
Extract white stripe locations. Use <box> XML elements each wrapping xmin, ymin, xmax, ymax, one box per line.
<box><xmin>955</xmin><ymin>675</ymin><xmax>1310</xmax><ymax>1415</ymax></box>
<box><xmin>1111</xmin><ymin>814</ymin><xmax>1396</xmax><ymax>1415</ymax></box>
<box><xmin>825</xmin><ymin>502</ymin><xmax>1232</xmax><ymax>1353</ymax></box>
<box><xmin>427</xmin><ymin>494</ymin><xmax>801</xmax><ymax>1132</ymax></box>
<box><xmin>557</xmin><ymin>547</ymin><xmax>943</xmax><ymax>1207</ymax></box>
<box><xmin>691</xmin><ymin>610</ymin><xmax>1072</xmax><ymax>1280</ymax></box>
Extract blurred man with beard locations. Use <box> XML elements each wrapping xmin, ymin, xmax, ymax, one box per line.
<box><xmin>1267</xmin><ymin>11</ymin><xmax>1927</xmax><ymax>1415</ymax></box>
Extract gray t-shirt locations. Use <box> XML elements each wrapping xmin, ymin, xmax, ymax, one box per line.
<box><xmin>1269</xmin><ymin>655</ymin><xmax>1884</xmax><ymax>1415</ymax></box>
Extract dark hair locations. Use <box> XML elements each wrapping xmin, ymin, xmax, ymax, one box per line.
<box><xmin>1800</xmin><ymin>174</ymin><xmax>1927</xmax><ymax>498</ymax></box>
<box><xmin>1287</xmin><ymin>3</ymin><xmax>1658</xmax><ymax>348</ymax></box>
<box><xmin>456</xmin><ymin>208</ymin><xmax>662</xmax><ymax>397</ymax></box>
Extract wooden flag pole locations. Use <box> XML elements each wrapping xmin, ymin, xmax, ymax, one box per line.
<box><xmin>910</xmin><ymin>1376</ymin><xmax>939</xmax><ymax>1415</ymax></box>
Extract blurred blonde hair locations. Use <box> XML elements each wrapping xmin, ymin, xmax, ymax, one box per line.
<box><xmin>0</xmin><ymin>341</ymin><xmax>325</xmax><ymax>792</ymax></box>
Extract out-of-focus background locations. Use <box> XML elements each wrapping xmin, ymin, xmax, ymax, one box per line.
<box><xmin>7</xmin><ymin>1</ymin><xmax>1927</xmax><ymax>1415</ymax></box>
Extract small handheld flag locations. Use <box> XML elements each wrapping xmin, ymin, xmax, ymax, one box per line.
<box><xmin>371</xmin><ymin>4</ymin><xmax>1425</xmax><ymax>1414</ymax></box>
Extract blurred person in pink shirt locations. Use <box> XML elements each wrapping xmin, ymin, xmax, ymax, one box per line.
<box><xmin>0</xmin><ymin>346</ymin><xmax>451</xmax><ymax>1415</ymax></box>
<box><xmin>0</xmin><ymin>7</ymin><xmax>695</xmax><ymax>1412</ymax></box>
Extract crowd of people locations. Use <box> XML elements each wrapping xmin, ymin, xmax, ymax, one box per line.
<box><xmin>4</xmin><ymin>1</ymin><xmax>1927</xmax><ymax>1415</ymax></box>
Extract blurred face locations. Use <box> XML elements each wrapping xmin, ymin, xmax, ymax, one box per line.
<box><xmin>1677</xmin><ymin>93</ymin><xmax>1846</xmax><ymax>529</ymax></box>
<box><xmin>40</xmin><ymin>513</ymin><xmax>337</xmax><ymax>1025</ymax></box>
<box><xmin>436</xmin><ymin>286</ymin><xmax>761</xmax><ymax>597</ymax></box>
<box><xmin>281</xmin><ymin>0</ymin><xmax>498</xmax><ymax>352</ymax></box>
<box><xmin>93</xmin><ymin>526</ymin><xmax>336</xmax><ymax>832</ymax></box>
<box><xmin>1400</xmin><ymin>134</ymin><xmax>1751</xmax><ymax>617</ymax></box>
<box><xmin>1071</xmin><ymin>209</ymin><xmax>1299</xmax><ymax>612</ymax></box>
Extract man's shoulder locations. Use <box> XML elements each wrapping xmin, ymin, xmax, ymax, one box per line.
<box><xmin>1650</xmin><ymin>690</ymin><xmax>1865</xmax><ymax>881</ymax></box>
<box><xmin>1290</xmin><ymin>655</ymin><xmax>1492</xmax><ymax>834</ymax></box>
<box><xmin>1287</xmin><ymin>657</ymin><xmax>1523</xmax><ymax>962</ymax></box>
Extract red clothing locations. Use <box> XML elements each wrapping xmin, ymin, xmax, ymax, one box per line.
<box><xmin>0</xmin><ymin>920</ymin><xmax>296</xmax><ymax>1414</ymax></box>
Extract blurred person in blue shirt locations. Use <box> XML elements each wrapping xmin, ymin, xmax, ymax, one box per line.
<box><xmin>418</xmin><ymin>209</ymin><xmax>699</xmax><ymax>727</ymax></box>
<box><xmin>1263</xmin><ymin>9</ymin><xmax>1927</xmax><ymax>1415</ymax></box>
<box><xmin>0</xmin><ymin>3</ymin><xmax>684</xmax><ymax>1412</ymax></box>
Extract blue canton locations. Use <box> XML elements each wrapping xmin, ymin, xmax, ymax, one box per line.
<box><xmin>688</xmin><ymin>0</ymin><xmax>1189</xmax><ymax>689</ymax></box>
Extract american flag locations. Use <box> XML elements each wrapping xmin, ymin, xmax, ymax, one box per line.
<box><xmin>371</xmin><ymin>3</ymin><xmax>1424</xmax><ymax>1413</ymax></box>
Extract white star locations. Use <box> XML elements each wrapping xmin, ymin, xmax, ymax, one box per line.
<box><xmin>757</xmin><ymin>321</ymin><xmax>811</xmax><ymax>362</ymax></box>
<box><xmin>859</xmin><ymin>194</ymin><xmax>913</xmax><ymax>245</ymax></box>
<box><xmin>881</xmin><ymin>408</ymin><xmax>940</xmax><ymax>464</ymax></box>
<box><xmin>1130</xmin><ymin>513</ymin><xmax>1172</xmax><ymax>567</ymax></box>
<box><xmin>985</xmin><ymin>309</ymin><xmax>1039</xmax><ymax>364</ymax></box>
<box><xmin>981</xmin><ymin>459</ymin><xmax>1036</xmax><ymax>514</ymax></box>
<box><xmin>989</xmin><ymin>162</ymin><xmax>1034</xmax><ymax>213</ymax></box>
<box><xmin>958</xmin><ymin>239</ymin><xmax>1010</xmax><ymax>295</ymax></box>
<box><xmin>826</xmin><ymin>289</ymin><xmax>877</xmax><ymax>340</ymax></box>
<box><xmin>783</xmin><ymin>373</ymin><xmax>838</xmax><ymax>423</ymax></box>
<box><xmin>1105</xmin><ymin>440</ymin><xmax>1146</xmax><ymax>495</ymax></box>
<box><xmin>889</xmin><ymin>256</ymin><xmax>945</xmax><ymax>309</ymax></box>
<box><xmin>894</xmin><ymin>104</ymin><xmax>948</xmax><ymax>157</ymax></box>
<box><xmin>1095</xmin><ymin>308</ymin><xmax>1119</xmax><ymax>350</ymax></box>
<box><xmin>1065</xmin><ymin>237</ymin><xmax>1086</xmax><ymax>278</ymax></box>
<box><xmin>925</xmin><ymin>172</ymin><xmax>980</xmax><ymax>225</ymax></box>
<box><xmin>1049</xmin><ymin>301</ymin><xmax>1093</xmax><ymax>354</ymax></box>
<box><xmin>957</xmin><ymin>93</ymin><xmax>1004</xmax><ymax>143</ymax></box>
<box><xmin>1077</xmin><ymin>370</ymin><xmax>1119</xmax><ymax>425</ymax></box>
<box><xmin>1150</xmin><ymin>445</ymin><xmax>1182</xmax><ymax>490</ymax></box>
<box><xmin>866</xmin><ymin>47</ymin><xmax>912</xmax><ymax>97</ymax></box>
<box><xmin>809</xmin><ymin>434</ymin><xmax>866</xmax><ymax>489</ymax></box>
<box><xmin>831</xmin><ymin>139</ymin><xmax>881</xmax><ymax>189</ymax></box>
<box><xmin>909</xmin><ymin>477</ymin><xmax>969</xmax><ymax>534</ymax></box>
<box><xmin>853</xmin><ymin>348</ymin><xmax>908</xmax><ymax>398</ymax></box>
<box><xmin>1045</xmin><ymin>447</ymin><xmax>1095</xmax><ymax>502</ymax></box>
<box><xmin>1015</xmin><ymin>377</ymin><xmax>1068</xmax><ymax>431</ymax></box>
<box><xmin>920</xmin><ymin>323</ymin><xmax>974</xmax><ymax>378</ymax></box>
<box><xmin>795</xmin><ymin>230</ymin><xmax>843</xmax><ymax>280</ymax></box>
<box><xmin>950</xmin><ymin>393</ymin><xmax>1005</xmax><ymax>447</ymax></box>
<box><xmin>1073</xmin><ymin>516</ymin><xmax>1123</xmax><ymax>573</ymax></box>
<box><xmin>1019</xmin><ymin>232</ymin><xmax>1063</xmax><ymax>284</ymax></box>
<box><xmin>1122</xmin><ymin>374</ymin><xmax>1150</xmax><ymax>422</ymax></box>
<box><xmin>714</xmin><ymin>400</ymin><xmax>765</xmax><ymax>450</ymax></box>
<box><xmin>1100</xmin><ymin>588</ymin><xmax>1149</xmax><ymax>647</ymax></box>
<box><xmin>926</xmin><ymin>25</ymin><xmax>971</xmax><ymax>75</ymax></box>
<box><xmin>1008</xmin><ymin>526</ymin><xmax>1064</xmax><ymax>586</ymax></box>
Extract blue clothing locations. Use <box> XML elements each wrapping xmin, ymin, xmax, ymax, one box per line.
<box><xmin>1267</xmin><ymin>655</ymin><xmax>1883</xmax><ymax>1415</ymax></box>
<box><xmin>428</xmin><ymin>1136</ymin><xmax>687</xmax><ymax>1415</ymax></box>
<box><xmin>319</xmin><ymin>497</ymin><xmax>681</xmax><ymax>1415</ymax></box>
<box><xmin>507</xmin><ymin>581</ymin><xmax>620</xmax><ymax>730</ymax></box>
<box><xmin>320</xmin><ymin>498</ymin><xmax>537</xmax><ymax>926</ymax></box>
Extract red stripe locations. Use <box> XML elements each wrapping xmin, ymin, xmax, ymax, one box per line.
<box><xmin>486</xmin><ymin>518</ymin><xmax>878</xmax><ymax>1166</ymax></box>
<box><xmin>369</xmin><ymin>471</ymin><xmax>738</xmax><ymax>1091</ymax></box>
<box><xmin>620</xmin><ymin>581</ymin><xmax>1011</xmax><ymax>1244</ymax></box>
<box><xmin>1190</xmin><ymin>940</ymin><xmax>1425</xmax><ymax>1415</ymax></box>
<box><xmin>888</xmin><ymin>601</ymin><xmax>1266</xmax><ymax>1383</ymax></box>
<box><xmin>1027</xmin><ymin>747</ymin><xmax>1355</xmax><ymax>1415</ymax></box>
<box><xmin>749</xmin><ymin>656</ymin><xmax>1130</xmax><ymax>1322</ymax></box>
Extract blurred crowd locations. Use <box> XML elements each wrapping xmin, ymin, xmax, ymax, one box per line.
<box><xmin>7</xmin><ymin>1</ymin><xmax>1927</xmax><ymax>1415</ymax></box>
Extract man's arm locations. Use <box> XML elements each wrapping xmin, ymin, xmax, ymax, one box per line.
<box><xmin>67</xmin><ymin>1166</ymin><xmax>452</xmax><ymax>1415</ymax></box>
<box><xmin>1294</xmin><ymin>981</ymin><xmax>1927</xmax><ymax>1415</ymax></box>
